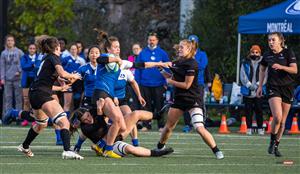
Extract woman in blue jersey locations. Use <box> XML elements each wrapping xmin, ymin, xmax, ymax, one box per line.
<box><xmin>61</xmin><ymin>44</ymin><xmax>86</xmax><ymax>117</ymax></box>
<box><xmin>92</xmin><ymin>31</ymin><xmax>126</xmax><ymax>158</ymax></box>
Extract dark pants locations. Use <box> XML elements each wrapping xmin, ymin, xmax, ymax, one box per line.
<box><xmin>243</xmin><ymin>97</ymin><xmax>264</xmax><ymax>128</ymax></box>
<box><xmin>0</xmin><ymin>85</ymin><xmax>3</xmax><ymax>119</ymax></box>
<box><xmin>140</xmin><ymin>85</ymin><xmax>166</xmax><ymax>129</ymax></box>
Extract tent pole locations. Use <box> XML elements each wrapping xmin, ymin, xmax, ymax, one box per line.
<box><xmin>236</xmin><ymin>33</ymin><xmax>241</xmax><ymax>84</ymax></box>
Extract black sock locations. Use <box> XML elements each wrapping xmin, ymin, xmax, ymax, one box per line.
<box><xmin>60</xmin><ymin>129</ymin><xmax>71</xmax><ymax>151</ymax></box>
<box><xmin>20</xmin><ymin>111</ymin><xmax>35</xmax><ymax>122</ymax></box>
<box><xmin>157</xmin><ymin>142</ymin><xmax>165</xmax><ymax>149</ymax></box>
<box><xmin>275</xmin><ymin>140</ymin><xmax>280</xmax><ymax>147</ymax></box>
<box><xmin>211</xmin><ymin>146</ymin><xmax>220</xmax><ymax>154</ymax></box>
<box><xmin>270</xmin><ymin>133</ymin><xmax>277</xmax><ymax>144</ymax></box>
<box><xmin>22</xmin><ymin>128</ymin><xmax>39</xmax><ymax>149</ymax></box>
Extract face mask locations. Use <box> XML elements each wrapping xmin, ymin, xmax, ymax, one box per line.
<box><xmin>250</xmin><ymin>55</ymin><xmax>259</xmax><ymax>60</ymax></box>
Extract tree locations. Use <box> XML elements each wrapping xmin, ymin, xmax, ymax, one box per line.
<box><xmin>191</xmin><ymin>0</ymin><xmax>300</xmax><ymax>82</ymax></box>
<box><xmin>8</xmin><ymin>0</ymin><xmax>74</xmax><ymax>49</ymax></box>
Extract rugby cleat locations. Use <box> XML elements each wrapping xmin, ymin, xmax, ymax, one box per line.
<box><xmin>274</xmin><ymin>146</ymin><xmax>282</xmax><ymax>157</ymax></box>
<box><xmin>62</xmin><ymin>150</ymin><xmax>84</xmax><ymax>160</ymax></box>
<box><xmin>17</xmin><ymin>144</ymin><xmax>34</xmax><ymax>157</ymax></box>
<box><xmin>215</xmin><ymin>151</ymin><xmax>224</xmax><ymax>160</ymax></box>
<box><xmin>268</xmin><ymin>142</ymin><xmax>275</xmax><ymax>154</ymax></box>
<box><xmin>91</xmin><ymin>144</ymin><xmax>104</xmax><ymax>156</ymax></box>
<box><xmin>103</xmin><ymin>150</ymin><xmax>122</xmax><ymax>159</ymax></box>
<box><xmin>155</xmin><ymin>147</ymin><xmax>174</xmax><ymax>157</ymax></box>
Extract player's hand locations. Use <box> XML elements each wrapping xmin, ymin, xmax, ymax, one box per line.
<box><xmin>256</xmin><ymin>86</ymin><xmax>263</xmax><ymax>98</ymax></box>
<box><xmin>138</xmin><ymin>96</ymin><xmax>146</xmax><ymax>107</ymax></box>
<box><xmin>272</xmin><ymin>63</ymin><xmax>283</xmax><ymax>70</ymax></box>
<box><xmin>61</xmin><ymin>84</ymin><xmax>71</xmax><ymax>92</ymax></box>
<box><xmin>113</xmin><ymin>97</ymin><xmax>119</xmax><ymax>106</ymax></box>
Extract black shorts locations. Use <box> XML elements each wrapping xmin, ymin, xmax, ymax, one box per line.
<box><xmin>92</xmin><ymin>89</ymin><xmax>113</xmax><ymax>106</ymax></box>
<box><xmin>29</xmin><ymin>89</ymin><xmax>54</xmax><ymax>109</ymax></box>
<box><xmin>81</xmin><ymin>96</ymin><xmax>93</xmax><ymax>107</ymax></box>
<box><xmin>267</xmin><ymin>85</ymin><xmax>294</xmax><ymax>104</ymax></box>
<box><xmin>119</xmin><ymin>98</ymin><xmax>128</xmax><ymax>106</ymax></box>
<box><xmin>171</xmin><ymin>97</ymin><xmax>203</xmax><ymax>112</ymax></box>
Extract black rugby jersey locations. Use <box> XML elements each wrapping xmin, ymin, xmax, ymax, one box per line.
<box><xmin>30</xmin><ymin>53</ymin><xmax>61</xmax><ymax>93</ymax></box>
<box><xmin>260</xmin><ymin>48</ymin><xmax>297</xmax><ymax>86</ymax></box>
<box><xmin>81</xmin><ymin>114</ymin><xmax>108</xmax><ymax>144</ymax></box>
<box><xmin>170</xmin><ymin>58</ymin><xmax>201</xmax><ymax>100</ymax></box>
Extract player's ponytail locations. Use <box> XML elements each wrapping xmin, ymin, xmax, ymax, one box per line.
<box><xmin>94</xmin><ymin>28</ymin><xmax>119</xmax><ymax>53</ymax></box>
<box><xmin>36</xmin><ymin>35</ymin><xmax>59</xmax><ymax>54</ymax></box>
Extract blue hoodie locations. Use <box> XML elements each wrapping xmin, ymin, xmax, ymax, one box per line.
<box><xmin>134</xmin><ymin>46</ymin><xmax>169</xmax><ymax>87</ymax></box>
<box><xmin>194</xmin><ymin>48</ymin><xmax>208</xmax><ymax>86</ymax></box>
<box><xmin>20</xmin><ymin>53</ymin><xmax>43</xmax><ymax>87</ymax></box>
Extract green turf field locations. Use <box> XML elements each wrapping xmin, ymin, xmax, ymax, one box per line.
<box><xmin>0</xmin><ymin>126</ymin><xmax>299</xmax><ymax>174</ymax></box>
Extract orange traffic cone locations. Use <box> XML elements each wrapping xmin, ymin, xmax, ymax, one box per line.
<box><xmin>266</xmin><ymin>116</ymin><xmax>273</xmax><ymax>134</ymax></box>
<box><xmin>288</xmin><ymin>117</ymin><xmax>300</xmax><ymax>134</ymax></box>
<box><xmin>238</xmin><ymin>116</ymin><xmax>247</xmax><ymax>134</ymax></box>
<box><xmin>219</xmin><ymin>115</ymin><xmax>230</xmax><ymax>134</ymax></box>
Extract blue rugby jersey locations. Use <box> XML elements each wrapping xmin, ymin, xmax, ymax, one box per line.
<box><xmin>77</xmin><ymin>63</ymin><xmax>97</xmax><ymax>97</ymax></box>
<box><xmin>61</xmin><ymin>55</ymin><xmax>86</xmax><ymax>73</ymax></box>
<box><xmin>114</xmin><ymin>69</ymin><xmax>134</xmax><ymax>99</ymax></box>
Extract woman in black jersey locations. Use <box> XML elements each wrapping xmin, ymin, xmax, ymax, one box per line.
<box><xmin>257</xmin><ymin>32</ymin><xmax>297</xmax><ymax>157</ymax></box>
<box><xmin>17</xmin><ymin>36</ymin><xmax>83</xmax><ymax>160</ymax></box>
<box><xmin>155</xmin><ymin>39</ymin><xmax>224</xmax><ymax>159</ymax></box>
<box><xmin>70</xmin><ymin>107</ymin><xmax>173</xmax><ymax>157</ymax></box>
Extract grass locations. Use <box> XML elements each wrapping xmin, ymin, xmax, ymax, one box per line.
<box><xmin>0</xmin><ymin>126</ymin><xmax>299</xmax><ymax>174</ymax></box>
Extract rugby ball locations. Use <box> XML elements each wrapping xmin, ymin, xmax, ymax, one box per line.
<box><xmin>105</xmin><ymin>62</ymin><xmax>119</xmax><ymax>72</ymax></box>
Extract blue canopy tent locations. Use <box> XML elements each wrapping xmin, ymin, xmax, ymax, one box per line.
<box><xmin>236</xmin><ymin>0</ymin><xmax>300</xmax><ymax>83</ymax></box>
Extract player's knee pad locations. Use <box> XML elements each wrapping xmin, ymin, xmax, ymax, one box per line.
<box><xmin>52</xmin><ymin>112</ymin><xmax>67</xmax><ymax>125</ymax></box>
<box><xmin>35</xmin><ymin>117</ymin><xmax>49</xmax><ymax>126</ymax></box>
<box><xmin>189</xmin><ymin>107</ymin><xmax>204</xmax><ymax>129</ymax></box>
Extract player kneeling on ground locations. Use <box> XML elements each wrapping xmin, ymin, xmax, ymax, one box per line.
<box><xmin>70</xmin><ymin>107</ymin><xmax>174</xmax><ymax>157</ymax></box>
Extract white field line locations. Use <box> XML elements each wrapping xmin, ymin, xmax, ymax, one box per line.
<box><xmin>0</xmin><ymin>141</ymin><xmax>299</xmax><ymax>147</ymax></box>
<box><xmin>0</xmin><ymin>162</ymin><xmax>298</xmax><ymax>167</ymax></box>
<box><xmin>1</xmin><ymin>127</ymin><xmax>300</xmax><ymax>139</ymax></box>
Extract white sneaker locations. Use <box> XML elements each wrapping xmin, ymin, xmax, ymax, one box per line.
<box><xmin>257</xmin><ymin>128</ymin><xmax>264</xmax><ymax>135</ymax></box>
<box><xmin>62</xmin><ymin>151</ymin><xmax>84</xmax><ymax>160</ymax></box>
<box><xmin>17</xmin><ymin>144</ymin><xmax>34</xmax><ymax>157</ymax></box>
<box><xmin>215</xmin><ymin>151</ymin><xmax>224</xmax><ymax>159</ymax></box>
<box><xmin>246</xmin><ymin>128</ymin><xmax>252</xmax><ymax>135</ymax></box>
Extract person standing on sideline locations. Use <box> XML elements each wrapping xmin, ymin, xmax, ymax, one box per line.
<box><xmin>240</xmin><ymin>45</ymin><xmax>266</xmax><ymax>135</ymax></box>
<box><xmin>0</xmin><ymin>35</ymin><xmax>24</xmax><ymax>118</ymax></box>
<box><xmin>257</xmin><ymin>32</ymin><xmax>297</xmax><ymax>157</ymax></box>
<box><xmin>134</xmin><ymin>32</ymin><xmax>170</xmax><ymax>131</ymax></box>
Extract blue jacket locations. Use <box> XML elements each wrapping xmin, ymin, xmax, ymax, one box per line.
<box><xmin>194</xmin><ymin>48</ymin><xmax>208</xmax><ymax>86</ymax></box>
<box><xmin>134</xmin><ymin>46</ymin><xmax>169</xmax><ymax>87</ymax></box>
<box><xmin>295</xmin><ymin>86</ymin><xmax>300</xmax><ymax>102</ymax></box>
<box><xmin>61</xmin><ymin>56</ymin><xmax>85</xmax><ymax>73</ymax></box>
<box><xmin>20</xmin><ymin>53</ymin><xmax>42</xmax><ymax>87</ymax></box>
<box><xmin>77</xmin><ymin>63</ymin><xmax>96</xmax><ymax>97</ymax></box>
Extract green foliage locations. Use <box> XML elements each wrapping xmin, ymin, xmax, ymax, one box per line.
<box><xmin>8</xmin><ymin>0</ymin><xmax>74</xmax><ymax>50</ymax></box>
<box><xmin>191</xmin><ymin>0</ymin><xmax>300</xmax><ymax>82</ymax></box>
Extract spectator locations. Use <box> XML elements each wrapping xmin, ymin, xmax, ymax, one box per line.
<box><xmin>20</xmin><ymin>43</ymin><xmax>39</xmax><ymax>111</ymax></box>
<box><xmin>240</xmin><ymin>45</ymin><xmax>266</xmax><ymax>135</ymax></box>
<box><xmin>75</xmin><ymin>40</ymin><xmax>86</xmax><ymax>61</ymax></box>
<box><xmin>0</xmin><ymin>34</ymin><xmax>24</xmax><ymax>117</ymax></box>
<box><xmin>58</xmin><ymin>37</ymin><xmax>70</xmax><ymax>58</ymax></box>
<box><xmin>127</xmin><ymin>43</ymin><xmax>142</xmax><ymax>111</ymax></box>
<box><xmin>182</xmin><ymin>35</ymin><xmax>208</xmax><ymax>133</ymax></box>
<box><xmin>134</xmin><ymin>32</ymin><xmax>170</xmax><ymax>131</ymax></box>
